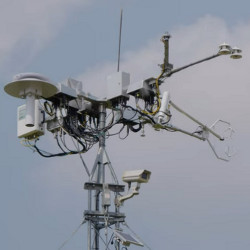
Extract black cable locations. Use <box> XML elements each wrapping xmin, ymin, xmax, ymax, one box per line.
<box><xmin>122</xmin><ymin>106</ymin><xmax>137</xmax><ymax>120</ymax></box>
<box><xmin>33</xmin><ymin>134</ymin><xmax>86</xmax><ymax>158</ymax></box>
<box><xmin>102</xmin><ymin>108</ymin><xmax>123</xmax><ymax>133</ymax></box>
<box><xmin>119</xmin><ymin>125</ymin><xmax>130</xmax><ymax>140</ymax></box>
<box><xmin>122</xmin><ymin>104</ymin><xmax>156</xmax><ymax>124</ymax></box>
<box><xmin>158</xmin><ymin>112</ymin><xmax>172</xmax><ymax>125</ymax></box>
<box><xmin>55</xmin><ymin>134</ymin><xmax>68</xmax><ymax>153</ymax></box>
<box><xmin>44</xmin><ymin>101</ymin><xmax>54</xmax><ymax>116</ymax></box>
<box><xmin>59</xmin><ymin>112</ymin><xmax>99</xmax><ymax>152</ymax></box>
<box><xmin>33</xmin><ymin>144</ymin><xmax>68</xmax><ymax>158</ymax></box>
<box><xmin>106</xmin><ymin>124</ymin><xmax>126</xmax><ymax>137</ymax></box>
<box><xmin>128</xmin><ymin>123</ymin><xmax>142</xmax><ymax>133</ymax></box>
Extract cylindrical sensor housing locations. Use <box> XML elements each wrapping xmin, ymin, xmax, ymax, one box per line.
<box><xmin>25</xmin><ymin>92</ymin><xmax>35</xmax><ymax>127</ymax></box>
<box><xmin>158</xmin><ymin>91</ymin><xmax>171</xmax><ymax>124</ymax></box>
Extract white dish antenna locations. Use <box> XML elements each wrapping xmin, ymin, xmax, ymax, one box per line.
<box><xmin>4</xmin><ymin>73</ymin><xmax>58</xmax><ymax>127</ymax></box>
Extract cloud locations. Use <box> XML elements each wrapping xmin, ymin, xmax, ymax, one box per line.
<box><xmin>0</xmin><ymin>0</ymin><xmax>91</xmax><ymax>77</ymax></box>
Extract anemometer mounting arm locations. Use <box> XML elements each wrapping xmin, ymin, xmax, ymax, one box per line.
<box><xmin>162</xmin><ymin>100</ymin><xmax>234</xmax><ymax>162</ymax></box>
<box><xmin>165</xmin><ymin>53</ymin><xmax>221</xmax><ymax>78</ymax></box>
<box><xmin>162</xmin><ymin>41</ymin><xmax>241</xmax><ymax>79</ymax></box>
<box><xmin>169</xmin><ymin>100</ymin><xmax>224</xmax><ymax>141</ymax></box>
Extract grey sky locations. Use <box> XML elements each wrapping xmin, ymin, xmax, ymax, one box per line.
<box><xmin>1</xmin><ymin>1</ymin><xmax>250</xmax><ymax>249</ymax></box>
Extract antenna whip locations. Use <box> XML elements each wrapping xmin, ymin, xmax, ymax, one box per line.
<box><xmin>117</xmin><ymin>8</ymin><xmax>123</xmax><ymax>72</ymax></box>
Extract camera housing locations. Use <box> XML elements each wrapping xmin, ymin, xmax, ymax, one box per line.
<box><xmin>122</xmin><ymin>169</ymin><xmax>151</xmax><ymax>184</ymax></box>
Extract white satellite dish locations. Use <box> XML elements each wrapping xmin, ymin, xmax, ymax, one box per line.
<box><xmin>4</xmin><ymin>73</ymin><xmax>58</xmax><ymax>127</ymax></box>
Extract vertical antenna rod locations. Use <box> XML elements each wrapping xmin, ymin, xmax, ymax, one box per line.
<box><xmin>117</xmin><ymin>9</ymin><xmax>123</xmax><ymax>72</ymax></box>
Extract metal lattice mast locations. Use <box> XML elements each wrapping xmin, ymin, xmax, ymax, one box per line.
<box><xmin>85</xmin><ymin>102</ymin><xmax>125</xmax><ymax>250</ymax></box>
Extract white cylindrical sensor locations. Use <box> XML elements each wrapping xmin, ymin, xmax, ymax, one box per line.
<box><xmin>158</xmin><ymin>91</ymin><xmax>171</xmax><ymax>123</ymax></box>
<box><xmin>25</xmin><ymin>92</ymin><xmax>35</xmax><ymax>127</ymax></box>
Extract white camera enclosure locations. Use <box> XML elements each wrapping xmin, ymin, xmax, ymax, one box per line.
<box><xmin>122</xmin><ymin>169</ymin><xmax>151</xmax><ymax>183</ymax></box>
